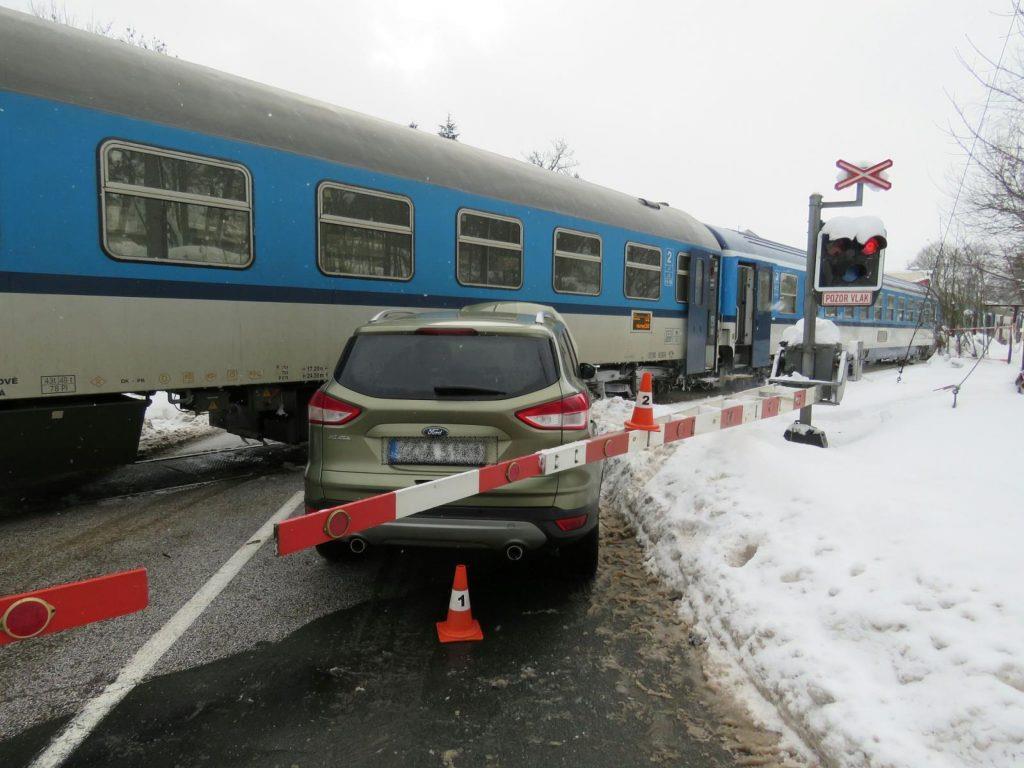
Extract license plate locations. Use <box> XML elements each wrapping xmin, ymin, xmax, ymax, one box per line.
<box><xmin>386</xmin><ymin>438</ymin><xmax>489</xmax><ymax>466</ymax></box>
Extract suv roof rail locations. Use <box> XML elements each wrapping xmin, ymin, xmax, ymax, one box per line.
<box><xmin>368</xmin><ymin>309</ymin><xmax>419</xmax><ymax>323</ymax></box>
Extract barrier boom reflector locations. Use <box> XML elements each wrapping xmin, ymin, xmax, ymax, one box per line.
<box><xmin>275</xmin><ymin>383</ymin><xmax>820</xmax><ymax>556</ymax></box>
<box><xmin>0</xmin><ymin>568</ymin><xmax>148</xmax><ymax>645</ymax></box>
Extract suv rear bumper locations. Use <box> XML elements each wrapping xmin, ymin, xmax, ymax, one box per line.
<box><xmin>305</xmin><ymin>501</ymin><xmax>598</xmax><ymax>552</ymax></box>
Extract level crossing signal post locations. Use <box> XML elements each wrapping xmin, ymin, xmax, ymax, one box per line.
<box><xmin>785</xmin><ymin>159</ymin><xmax>892</xmax><ymax>448</ymax></box>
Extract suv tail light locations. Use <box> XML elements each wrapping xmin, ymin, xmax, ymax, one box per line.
<box><xmin>515</xmin><ymin>392</ymin><xmax>589</xmax><ymax>431</ymax></box>
<box><xmin>555</xmin><ymin>514</ymin><xmax>588</xmax><ymax>532</ymax></box>
<box><xmin>415</xmin><ymin>327</ymin><xmax>478</xmax><ymax>335</ymax></box>
<box><xmin>308</xmin><ymin>390</ymin><xmax>361</xmax><ymax>425</ymax></box>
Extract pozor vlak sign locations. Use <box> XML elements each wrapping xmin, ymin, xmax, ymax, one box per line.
<box><xmin>814</xmin><ymin>215</ymin><xmax>887</xmax><ymax>307</ymax></box>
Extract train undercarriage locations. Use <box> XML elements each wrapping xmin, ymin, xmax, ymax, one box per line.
<box><xmin>1</xmin><ymin>338</ymin><xmax>933</xmax><ymax>490</ymax></box>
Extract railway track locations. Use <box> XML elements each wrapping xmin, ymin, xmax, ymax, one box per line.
<box><xmin>0</xmin><ymin>440</ymin><xmax>306</xmax><ymax>516</ymax></box>
<box><xmin>3</xmin><ymin>360</ymin><xmax>917</xmax><ymax>517</ymax></box>
<box><xmin>132</xmin><ymin>443</ymin><xmax>270</xmax><ymax>465</ymax></box>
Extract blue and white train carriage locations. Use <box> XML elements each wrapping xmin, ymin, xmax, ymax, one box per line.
<box><xmin>0</xmin><ymin>9</ymin><xmax>935</xmax><ymax>479</ymax></box>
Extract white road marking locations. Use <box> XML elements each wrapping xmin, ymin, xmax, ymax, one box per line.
<box><xmin>29</xmin><ymin>490</ymin><xmax>304</xmax><ymax>768</ymax></box>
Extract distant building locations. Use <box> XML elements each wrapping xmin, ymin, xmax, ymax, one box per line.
<box><xmin>886</xmin><ymin>269</ymin><xmax>931</xmax><ymax>288</ymax></box>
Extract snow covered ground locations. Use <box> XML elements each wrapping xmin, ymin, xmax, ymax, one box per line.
<box><xmin>595</xmin><ymin>349</ymin><xmax>1023</xmax><ymax>768</ymax></box>
<box><xmin>138</xmin><ymin>392</ymin><xmax>219</xmax><ymax>454</ymax></box>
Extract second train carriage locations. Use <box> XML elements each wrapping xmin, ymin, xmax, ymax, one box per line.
<box><xmin>0</xmin><ymin>9</ymin><xmax>936</xmax><ymax>480</ymax></box>
<box><xmin>709</xmin><ymin>228</ymin><xmax>935</xmax><ymax>368</ymax></box>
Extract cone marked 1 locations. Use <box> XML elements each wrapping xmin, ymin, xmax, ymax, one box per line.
<box><xmin>624</xmin><ymin>371</ymin><xmax>661</xmax><ymax>432</ymax></box>
<box><xmin>436</xmin><ymin>564</ymin><xmax>483</xmax><ymax>643</ymax></box>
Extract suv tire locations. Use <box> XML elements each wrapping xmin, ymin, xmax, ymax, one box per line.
<box><xmin>560</xmin><ymin>523</ymin><xmax>599</xmax><ymax>580</ymax></box>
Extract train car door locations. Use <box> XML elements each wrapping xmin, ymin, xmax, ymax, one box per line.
<box><xmin>735</xmin><ymin>264</ymin><xmax>755</xmax><ymax>366</ymax></box>
<box><xmin>706</xmin><ymin>255</ymin><xmax>721</xmax><ymax>371</ymax></box>
<box><xmin>751</xmin><ymin>264</ymin><xmax>772</xmax><ymax>368</ymax></box>
<box><xmin>685</xmin><ymin>252</ymin><xmax>711</xmax><ymax>374</ymax></box>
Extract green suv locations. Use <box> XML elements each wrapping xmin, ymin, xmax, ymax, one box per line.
<box><xmin>304</xmin><ymin>302</ymin><xmax>602</xmax><ymax>577</ymax></box>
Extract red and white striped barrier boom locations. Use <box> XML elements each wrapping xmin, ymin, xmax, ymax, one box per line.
<box><xmin>275</xmin><ymin>384</ymin><xmax>819</xmax><ymax>556</ymax></box>
<box><xmin>1</xmin><ymin>569</ymin><xmax>148</xmax><ymax>645</ymax></box>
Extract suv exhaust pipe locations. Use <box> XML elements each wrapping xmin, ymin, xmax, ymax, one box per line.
<box><xmin>504</xmin><ymin>543</ymin><xmax>525</xmax><ymax>562</ymax></box>
<box><xmin>348</xmin><ymin>537</ymin><xmax>368</xmax><ymax>555</ymax></box>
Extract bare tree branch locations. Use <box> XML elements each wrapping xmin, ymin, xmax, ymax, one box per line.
<box><xmin>525</xmin><ymin>138</ymin><xmax>580</xmax><ymax>176</ymax></box>
<box><xmin>27</xmin><ymin>0</ymin><xmax>171</xmax><ymax>54</ymax></box>
<box><xmin>943</xmin><ymin>2</ymin><xmax>1024</xmax><ymax>316</ymax></box>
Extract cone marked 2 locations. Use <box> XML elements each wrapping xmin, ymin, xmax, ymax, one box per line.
<box><xmin>436</xmin><ymin>564</ymin><xmax>483</xmax><ymax>643</ymax></box>
<box><xmin>624</xmin><ymin>371</ymin><xmax>661</xmax><ymax>432</ymax></box>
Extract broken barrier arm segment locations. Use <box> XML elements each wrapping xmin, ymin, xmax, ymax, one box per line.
<box><xmin>274</xmin><ymin>384</ymin><xmax>820</xmax><ymax>557</ymax></box>
<box><xmin>1</xmin><ymin>568</ymin><xmax>148</xmax><ymax>645</ymax></box>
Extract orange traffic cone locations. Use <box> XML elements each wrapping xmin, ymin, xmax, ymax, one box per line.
<box><xmin>436</xmin><ymin>564</ymin><xmax>483</xmax><ymax>643</ymax></box>
<box><xmin>624</xmin><ymin>371</ymin><xmax>661</xmax><ymax>432</ymax></box>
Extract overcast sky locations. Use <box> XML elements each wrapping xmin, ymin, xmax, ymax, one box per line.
<box><xmin>5</xmin><ymin>0</ymin><xmax>1014</xmax><ymax>268</ymax></box>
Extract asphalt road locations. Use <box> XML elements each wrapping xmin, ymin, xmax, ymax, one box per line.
<box><xmin>0</xmin><ymin>447</ymin><xmax>790</xmax><ymax>768</ymax></box>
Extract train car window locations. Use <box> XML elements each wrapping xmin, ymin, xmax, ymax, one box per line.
<box><xmin>887</xmin><ymin>295</ymin><xmax>895</xmax><ymax>321</ymax></box>
<box><xmin>622</xmin><ymin>243</ymin><xmax>663</xmax><ymax>301</ymax></box>
<box><xmin>100</xmin><ymin>141</ymin><xmax>252</xmax><ymax>268</ymax></box>
<box><xmin>625</xmin><ymin>243</ymin><xmax>661</xmax><ymax>300</ymax></box>
<box><xmin>675</xmin><ymin>256</ymin><xmax>689</xmax><ymax>303</ymax></box>
<box><xmin>457</xmin><ymin>210</ymin><xmax>523</xmax><ymax>289</ymax></box>
<box><xmin>779</xmin><ymin>273</ymin><xmax>798</xmax><ymax>313</ymax></box>
<box><xmin>757</xmin><ymin>269</ymin><xmax>772</xmax><ymax>312</ymax></box>
<box><xmin>874</xmin><ymin>297</ymin><xmax>884</xmax><ymax>321</ymax></box>
<box><xmin>318</xmin><ymin>182</ymin><xmax>413</xmax><ymax>280</ymax></box>
<box><xmin>553</xmin><ymin>229</ymin><xmax>601</xmax><ymax>295</ymax></box>
<box><xmin>825</xmin><ymin>306</ymin><xmax>837</xmax><ymax>318</ymax></box>
<box><xmin>898</xmin><ymin>297</ymin><xmax>906</xmax><ymax>322</ymax></box>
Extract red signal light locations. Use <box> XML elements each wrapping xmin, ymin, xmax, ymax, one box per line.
<box><xmin>861</xmin><ymin>237</ymin><xmax>883</xmax><ymax>256</ymax></box>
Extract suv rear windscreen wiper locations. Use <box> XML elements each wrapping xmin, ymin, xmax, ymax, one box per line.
<box><xmin>433</xmin><ymin>385</ymin><xmax>507</xmax><ymax>396</ymax></box>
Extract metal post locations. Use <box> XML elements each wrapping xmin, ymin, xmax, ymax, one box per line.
<box><xmin>784</xmin><ymin>182</ymin><xmax>865</xmax><ymax>447</ymax></box>
<box><xmin>799</xmin><ymin>193</ymin><xmax>822</xmax><ymax>425</ymax></box>
<box><xmin>1009</xmin><ymin>306</ymin><xmax>1018</xmax><ymax>365</ymax></box>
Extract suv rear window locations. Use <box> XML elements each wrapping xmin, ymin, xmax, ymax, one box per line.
<box><xmin>335</xmin><ymin>333</ymin><xmax>559</xmax><ymax>400</ymax></box>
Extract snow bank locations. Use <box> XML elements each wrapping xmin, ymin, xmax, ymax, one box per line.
<box><xmin>596</xmin><ymin>353</ymin><xmax>1024</xmax><ymax>767</ymax></box>
<box><xmin>781</xmin><ymin>317</ymin><xmax>841</xmax><ymax>345</ymax></box>
<box><xmin>139</xmin><ymin>392</ymin><xmax>218</xmax><ymax>454</ymax></box>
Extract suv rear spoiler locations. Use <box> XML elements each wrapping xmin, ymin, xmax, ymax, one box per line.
<box><xmin>368</xmin><ymin>309</ymin><xmax>420</xmax><ymax>324</ymax></box>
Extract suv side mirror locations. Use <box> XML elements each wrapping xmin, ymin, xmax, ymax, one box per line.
<box><xmin>578</xmin><ymin>362</ymin><xmax>597</xmax><ymax>380</ymax></box>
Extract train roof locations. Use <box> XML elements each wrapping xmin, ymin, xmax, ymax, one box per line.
<box><xmin>708</xmin><ymin>226</ymin><xmax>808</xmax><ymax>267</ymax></box>
<box><xmin>708</xmin><ymin>225</ymin><xmax>929</xmax><ymax>296</ymax></box>
<box><xmin>0</xmin><ymin>8</ymin><xmax>718</xmax><ymax>251</ymax></box>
